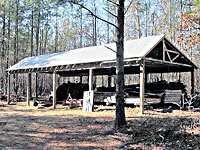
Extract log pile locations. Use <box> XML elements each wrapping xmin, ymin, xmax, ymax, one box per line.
<box><xmin>146</xmin><ymin>81</ymin><xmax>186</xmax><ymax>105</ymax></box>
<box><xmin>94</xmin><ymin>80</ymin><xmax>186</xmax><ymax>105</ymax></box>
<box><xmin>145</xmin><ymin>98</ymin><xmax>162</xmax><ymax>104</ymax></box>
<box><xmin>163</xmin><ymin>90</ymin><xmax>183</xmax><ymax>105</ymax></box>
<box><xmin>56</xmin><ymin>80</ymin><xmax>186</xmax><ymax>106</ymax></box>
<box><xmin>94</xmin><ymin>92</ymin><xmax>116</xmax><ymax>104</ymax></box>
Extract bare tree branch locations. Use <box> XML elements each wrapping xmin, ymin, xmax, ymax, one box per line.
<box><xmin>104</xmin><ymin>46</ymin><xmax>117</xmax><ymax>54</ymax></box>
<box><xmin>103</xmin><ymin>8</ymin><xmax>117</xmax><ymax>18</ymax></box>
<box><xmin>106</xmin><ymin>0</ymin><xmax>120</xmax><ymax>6</ymax></box>
<box><xmin>124</xmin><ymin>0</ymin><xmax>133</xmax><ymax>15</ymax></box>
<box><xmin>68</xmin><ymin>0</ymin><xmax>118</xmax><ymax>29</ymax></box>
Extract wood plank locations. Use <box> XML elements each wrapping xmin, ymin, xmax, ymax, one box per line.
<box><xmin>166</xmin><ymin>51</ymin><xmax>172</xmax><ymax>62</ymax></box>
<box><xmin>7</xmin><ymin>73</ymin><xmax>10</xmax><ymax>104</ymax></box>
<box><xmin>165</xmin><ymin>49</ymin><xmax>179</xmax><ymax>55</ymax></box>
<box><xmin>140</xmin><ymin>60</ymin><xmax>145</xmax><ymax>114</ymax></box>
<box><xmin>35</xmin><ymin>73</ymin><xmax>38</xmax><ymax>97</ymax></box>
<box><xmin>163</xmin><ymin>40</ymin><xmax>166</xmax><ymax>62</ymax></box>
<box><xmin>53</xmin><ymin>71</ymin><xmax>57</xmax><ymax>109</ymax></box>
<box><xmin>191</xmin><ymin>69</ymin><xmax>195</xmax><ymax>94</ymax></box>
<box><xmin>83</xmin><ymin>91</ymin><xmax>94</xmax><ymax>112</ymax></box>
<box><xmin>171</xmin><ymin>54</ymin><xmax>180</xmax><ymax>62</ymax></box>
<box><xmin>89</xmin><ymin>68</ymin><xmax>94</xmax><ymax>91</ymax></box>
<box><xmin>145</xmin><ymin>57</ymin><xmax>193</xmax><ymax>68</ymax></box>
<box><xmin>163</xmin><ymin>90</ymin><xmax>182</xmax><ymax>104</ymax></box>
<box><xmin>27</xmin><ymin>73</ymin><xmax>31</xmax><ymax>106</ymax></box>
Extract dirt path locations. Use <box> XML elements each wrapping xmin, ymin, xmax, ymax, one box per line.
<box><xmin>0</xmin><ymin>101</ymin><xmax>200</xmax><ymax>150</ymax></box>
<box><xmin>0</xmin><ymin>101</ymin><xmax>126</xmax><ymax>150</ymax></box>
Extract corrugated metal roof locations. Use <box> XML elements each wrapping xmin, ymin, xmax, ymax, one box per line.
<box><xmin>7</xmin><ymin>35</ymin><xmax>165</xmax><ymax>71</ymax></box>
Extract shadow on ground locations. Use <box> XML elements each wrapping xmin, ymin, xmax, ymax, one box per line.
<box><xmin>0</xmin><ymin>102</ymin><xmax>200</xmax><ymax>150</ymax></box>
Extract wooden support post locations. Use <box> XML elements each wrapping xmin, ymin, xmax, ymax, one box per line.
<box><xmin>29</xmin><ymin>73</ymin><xmax>32</xmax><ymax>99</ymax></box>
<box><xmin>179</xmin><ymin>72</ymin><xmax>181</xmax><ymax>81</ymax></box>
<box><xmin>163</xmin><ymin>40</ymin><xmax>165</xmax><ymax>61</ymax></box>
<box><xmin>145</xmin><ymin>73</ymin><xmax>148</xmax><ymax>86</ymax></box>
<box><xmin>94</xmin><ymin>76</ymin><xmax>97</xmax><ymax>88</ymax></box>
<box><xmin>53</xmin><ymin>71</ymin><xmax>57</xmax><ymax>109</ymax></box>
<box><xmin>89</xmin><ymin>68</ymin><xmax>94</xmax><ymax>91</ymax></box>
<box><xmin>108</xmin><ymin>75</ymin><xmax>111</xmax><ymax>87</ymax></box>
<box><xmin>140</xmin><ymin>60</ymin><xmax>145</xmax><ymax>114</ymax></box>
<box><xmin>27</xmin><ymin>73</ymin><xmax>31</xmax><ymax>106</ymax></box>
<box><xmin>191</xmin><ymin>69</ymin><xmax>195</xmax><ymax>94</ymax></box>
<box><xmin>7</xmin><ymin>72</ymin><xmax>10</xmax><ymax>104</ymax></box>
<box><xmin>80</xmin><ymin>76</ymin><xmax>82</xmax><ymax>83</ymax></box>
<box><xmin>83</xmin><ymin>68</ymin><xmax>94</xmax><ymax>112</ymax></box>
<box><xmin>35</xmin><ymin>73</ymin><xmax>38</xmax><ymax>97</ymax></box>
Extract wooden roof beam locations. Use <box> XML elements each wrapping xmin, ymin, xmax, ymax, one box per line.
<box><xmin>166</xmin><ymin>51</ymin><xmax>172</xmax><ymax>62</ymax></box>
<box><xmin>145</xmin><ymin>57</ymin><xmax>192</xmax><ymax>68</ymax></box>
<box><xmin>171</xmin><ymin>54</ymin><xmax>180</xmax><ymax>62</ymax></box>
<box><xmin>55</xmin><ymin>66</ymin><xmax>60</xmax><ymax>70</ymax></box>
<box><xmin>165</xmin><ymin>49</ymin><xmax>179</xmax><ymax>55</ymax></box>
<box><xmin>50</xmin><ymin>66</ymin><xmax>56</xmax><ymax>71</ymax></box>
<box><xmin>59</xmin><ymin>65</ymin><xmax>66</xmax><ymax>70</ymax></box>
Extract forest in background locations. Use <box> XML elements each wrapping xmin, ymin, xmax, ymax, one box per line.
<box><xmin>0</xmin><ymin>0</ymin><xmax>199</xmax><ymax>96</ymax></box>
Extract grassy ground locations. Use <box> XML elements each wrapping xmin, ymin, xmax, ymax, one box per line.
<box><xmin>0</xmin><ymin>100</ymin><xmax>200</xmax><ymax>150</ymax></box>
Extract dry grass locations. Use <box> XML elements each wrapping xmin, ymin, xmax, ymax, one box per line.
<box><xmin>0</xmin><ymin>100</ymin><xmax>200</xmax><ymax>150</ymax></box>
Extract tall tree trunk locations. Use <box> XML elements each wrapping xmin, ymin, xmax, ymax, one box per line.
<box><xmin>145</xmin><ymin>0</ymin><xmax>149</xmax><ymax>37</ymax></box>
<box><xmin>136</xmin><ymin>1</ymin><xmax>141</xmax><ymax>38</ymax></box>
<box><xmin>151</xmin><ymin>11</ymin><xmax>155</xmax><ymax>35</ymax></box>
<box><xmin>26</xmin><ymin>27</ymin><xmax>30</xmax><ymax>55</ymax></box>
<box><xmin>92</xmin><ymin>4</ymin><xmax>97</xmax><ymax>84</ymax></box>
<box><xmin>55</xmin><ymin>5</ymin><xmax>58</xmax><ymax>53</ymax></box>
<box><xmin>115</xmin><ymin>0</ymin><xmax>126</xmax><ymax>129</ymax></box>
<box><xmin>35</xmin><ymin>1</ymin><xmax>41</xmax><ymax>97</ymax></box>
<box><xmin>80</xmin><ymin>8</ymin><xmax>83</xmax><ymax>48</ymax></box>
<box><xmin>36</xmin><ymin>9</ymin><xmax>40</xmax><ymax>56</ymax></box>
<box><xmin>29</xmin><ymin>4</ymin><xmax>34</xmax><ymax>97</ymax></box>
<box><xmin>179</xmin><ymin>0</ymin><xmax>183</xmax><ymax>49</ymax></box>
<box><xmin>31</xmin><ymin>5</ymin><xmax>34</xmax><ymax>56</ymax></box>
<box><xmin>106</xmin><ymin>2</ymin><xmax>110</xmax><ymax>44</ymax></box>
<box><xmin>169</xmin><ymin>0</ymin><xmax>173</xmax><ymax>41</ymax></box>
<box><xmin>107</xmin><ymin>4</ymin><xmax>111</xmax><ymax>87</ymax></box>
<box><xmin>1</xmin><ymin>3</ymin><xmax>6</xmax><ymax>92</ymax></box>
<box><xmin>44</xmin><ymin>17</ymin><xmax>49</xmax><ymax>54</ymax></box>
<box><xmin>14</xmin><ymin>0</ymin><xmax>19</xmax><ymax>95</ymax></box>
<box><xmin>39</xmin><ymin>29</ymin><xmax>43</xmax><ymax>55</ymax></box>
<box><xmin>93</xmin><ymin>6</ymin><xmax>97</xmax><ymax>46</ymax></box>
<box><xmin>6</xmin><ymin>8</ymin><xmax>11</xmax><ymax>95</ymax></box>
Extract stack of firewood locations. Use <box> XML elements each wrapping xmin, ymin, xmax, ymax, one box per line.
<box><xmin>163</xmin><ymin>90</ymin><xmax>182</xmax><ymax>105</ymax></box>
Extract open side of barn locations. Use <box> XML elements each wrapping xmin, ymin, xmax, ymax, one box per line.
<box><xmin>7</xmin><ymin>35</ymin><xmax>197</xmax><ymax>114</ymax></box>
